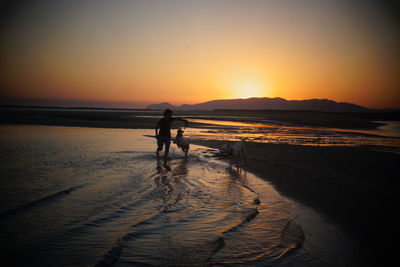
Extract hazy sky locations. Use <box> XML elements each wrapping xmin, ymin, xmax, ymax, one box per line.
<box><xmin>0</xmin><ymin>0</ymin><xmax>399</xmax><ymax>108</ymax></box>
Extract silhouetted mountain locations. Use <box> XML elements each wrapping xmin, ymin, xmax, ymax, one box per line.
<box><xmin>146</xmin><ymin>97</ymin><xmax>372</xmax><ymax>112</ymax></box>
<box><xmin>146</xmin><ymin>102</ymin><xmax>177</xmax><ymax>110</ymax></box>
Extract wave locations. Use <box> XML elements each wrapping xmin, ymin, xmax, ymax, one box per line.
<box><xmin>55</xmin><ymin>180</ymin><xmax>168</xmax><ymax>238</ymax></box>
<box><xmin>97</xmin><ymin>235</ymin><xmax>226</xmax><ymax>267</ymax></box>
<box><xmin>95</xmin><ymin>244</ymin><xmax>122</xmax><ymax>267</ymax></box>
<box><xmin>95</xmin><ymin>212</ymin><xmax>164</xmax><ymax>266</ymax></box>
<box><xmin>96</xmin><ymin>206</ymin><xmax>260</xmax><ymax>266</ymax></box>
<box><xmin>92</xmin><ymin>154</ymin><xmax>304</xmax><ymax>266</ymax></box>
<box><xmin>210</xmin><ymin>218</ymin><xmax>305</xmax><ymax>265</ymax></box>
<box><xmin>49</xmin><ymin>165</ymin><xmax>189</xmax><ymax>248</ymax></box>
<box><xmin>220</xmin><ymin>208</ymin><xmax>260</xmax><ymax>235</ymax></box>
<box><xmin>281</xmin><ymin>219</ymin><xmax>305</xmax><ymax>247</ymax></box>
<box><xmin>276</xmin><ymin>219</ymin><xmax>305</xmax><ymax>259</ymax></box>
<box><xmin>0</xmin><ymin>184</ymin><xmax>86</xmax><ymax>219</ymax></box>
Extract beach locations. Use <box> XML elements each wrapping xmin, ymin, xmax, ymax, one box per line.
<box><xmin>1</xmin><ymin>107</ymin><xmax>399</xmax><ymax>266</ymax></box>
<box><xmin>2</xmin><ymin>0</ymin><xmax>399</xmax><ymax>265</ymax></box>
<box><xmin>191</xmin><ymin>139</ymin><xmax>398</xmax><ymax>265</ymax></box>
<box><xmin>0</xmin><ymin>125</ymin><xmax>357</xmax><ymax>266</ymax></box>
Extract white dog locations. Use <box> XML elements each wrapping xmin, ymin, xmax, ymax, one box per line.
<box><xmin>226</xmin><ymin>140</ymin><xmax>247</xmax><ymax>168</ymax></box>
<box><xmin>173</xmin><ymin>127</ymin><xmax>190</xmax><ymax>157</ymax></box>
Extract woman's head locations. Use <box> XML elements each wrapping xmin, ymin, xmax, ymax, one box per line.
<box><xmin>163</xmin><ymin>109</ymin><xmax>173</xmax><ymax>117</ymax></box>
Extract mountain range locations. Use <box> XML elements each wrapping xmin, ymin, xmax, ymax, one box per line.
<box><xmin>146</xmin><ymin>97</ymin><xmax>371</xmax><ymax>112</ymax></box>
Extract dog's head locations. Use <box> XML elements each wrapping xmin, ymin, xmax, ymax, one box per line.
<box><xmin>177</xmin><ymin>127</ymin><xmax>184</xmax><ymax>135</ymax></box>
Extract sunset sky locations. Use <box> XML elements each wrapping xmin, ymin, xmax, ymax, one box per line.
<box><xmin>0</xmin><ymin>0</ymin><xmax>399</xmax><ymax>109</ymax></box>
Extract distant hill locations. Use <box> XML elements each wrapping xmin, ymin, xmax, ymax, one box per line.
<box><xmin>146</xmin><ymin>97</ymin><xmax>371</xmax><ymax>112</ymax></box>
<box><xmin>146</xmin><ymin>102</ymin><xmax>177</xmax><ymax>110</ymax></box>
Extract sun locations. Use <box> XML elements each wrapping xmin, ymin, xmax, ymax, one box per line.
<box><xmin>221</xmin><ymin>68</ymin><xmax>268</xmax><ymax>99</ymax></box>
<box><xmin>234</xmin><ymin>81</ymin><xmax>265</xmax><ymax>99</ymax></box>
<box><xmin>236</xmin><ymin>87</ymin><xmax>264</xmax><ymax>99</ymax></box>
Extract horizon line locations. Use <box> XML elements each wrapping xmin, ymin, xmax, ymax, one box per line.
<box><xmin>1</xmin><ymin>96</ymin><xmax>399</xmax><ymax>110</ymax></box>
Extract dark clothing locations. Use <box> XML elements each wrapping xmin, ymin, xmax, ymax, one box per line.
<box><xmin>157</xmin><ymin>135</ymin><xmax>171</xmax><ymax>147</ymax></box>
<box><xmin>157</xmin><ymin>117</ymin><xmax>177</xmax><ymax>137</ymax></box>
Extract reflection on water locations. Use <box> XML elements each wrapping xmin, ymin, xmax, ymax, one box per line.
<box><xmin>0</xmin><ymin>125</ymin><xmax>354</xmax><ymax>266</ymax></box>
<box><xmin>132</xmin><ymin>114</ymin><xmax>400</xmax><ymax>152</ymax></box>
<box><xmin>375</xmin><ymin>121</ymin><xmax>400</xmax><ymax>137</ymax></box>
<box><xmin>185</xmin><ymin>119</ymin><xmax>400</xmax><ymax>153</ymax></box>
<box><xmin>188</xmin><ymin>118</ymin><xmax>268</xmax><ymax>128</ymax></box>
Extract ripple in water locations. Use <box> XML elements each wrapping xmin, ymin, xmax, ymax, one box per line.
<box><xmin>0</xmin><ymin>125</ymin><xmax>354</xmax><ymax>266</ymax></box>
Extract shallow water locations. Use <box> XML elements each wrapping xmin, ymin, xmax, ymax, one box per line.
<box><xmin>133</xmin><ymin>115</ymin><xmax>400</xmax><ymax>152</ymax></box>
<box><xmin>0</xmin><ymin>125</ymin><xmax>355</xmax><ymax>266</ymax></box>
<box><xmin>184</xmin><ymin>119</ymin><xmax>400</xmax><ymax>153</ymax></box>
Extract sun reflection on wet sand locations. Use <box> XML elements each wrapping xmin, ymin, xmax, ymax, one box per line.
<box><xmin>184</xmin><ymin>119</ymin><xmax>400</xmax><ymax>152</ymax></box>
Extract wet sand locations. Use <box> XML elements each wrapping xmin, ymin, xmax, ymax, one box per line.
<box><xmin>191</xmin><ymin>139</ymin><xmax>398</xmax><ymax>266</ymax></box>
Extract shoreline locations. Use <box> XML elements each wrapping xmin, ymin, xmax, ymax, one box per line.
<box><xmin>2</xmin><ymin>107</ymin><xmax>398</xmax><ymax>130</ymax></box>
<box><xmin>191</xmin><ymin>139</ymin><xmax>398</xmax><ymax>266</ymax></box>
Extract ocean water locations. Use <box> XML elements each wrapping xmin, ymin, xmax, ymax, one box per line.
<box><xmin>0</xmin><ymin>125</ymin><xmax>355</xmax><ymax>266</ymax></box>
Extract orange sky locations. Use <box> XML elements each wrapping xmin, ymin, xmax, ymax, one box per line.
<box><xmin>0</xmin><ymin>0</ymin><xmax>399</xmax><ymax>109</ymax></box>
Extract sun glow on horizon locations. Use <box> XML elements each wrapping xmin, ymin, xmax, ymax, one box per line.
<box><xmin>231</xmin><ymin>78</ymin><xmax>267</xmax><ymax>99</ymax></box>
<box><xmin>220</xmin><ymin>66</ymin><xmax>270</xmax><ymax>100</ymax></box>
<box><xmin>235</xmin><ymin>86</ymin><xmax>265</xmax><ymax>99</ymax></box>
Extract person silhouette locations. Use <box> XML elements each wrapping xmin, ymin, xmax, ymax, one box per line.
<box><xmin>155</xmin><ymin>109</ymin><xmax>188</xmax><ymax>162</ymax></box>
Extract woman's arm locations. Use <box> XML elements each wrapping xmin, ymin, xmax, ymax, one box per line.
<box><xmin>174</xmin><ymin>118</ymin><xmax>189</xmax><ymax>128</ymax></box>
<box><xmin>155</xmin><ymin>120</ymin><xmax>160</xmax><ymax>137</ymax></box>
